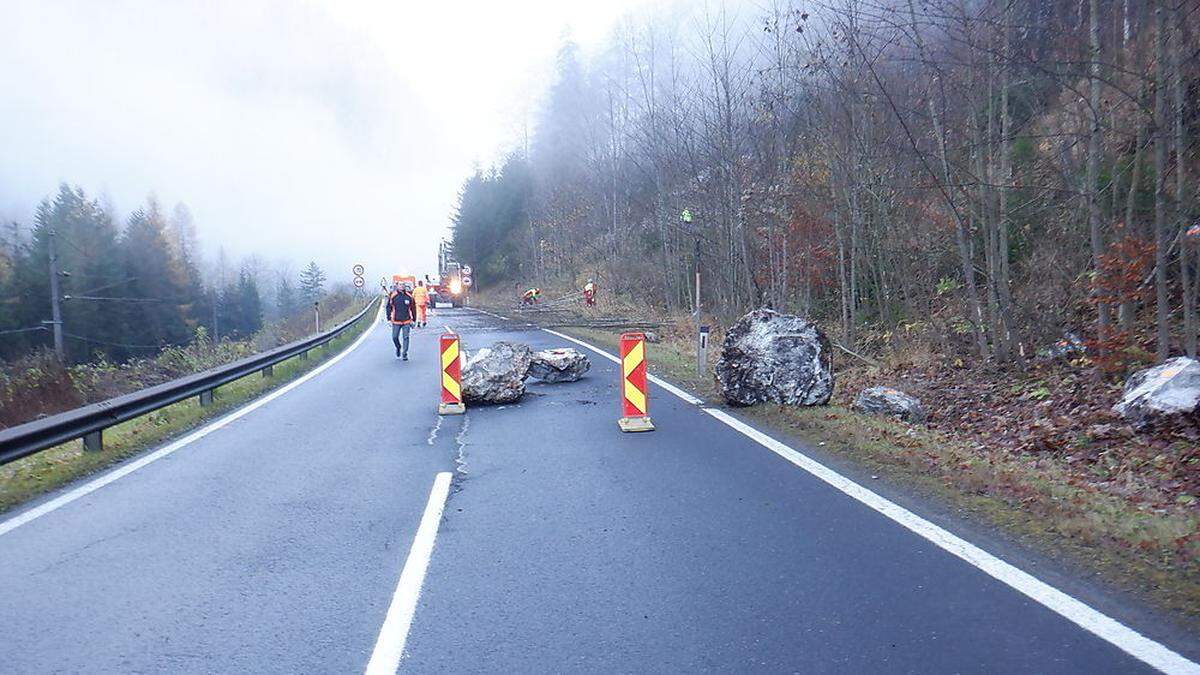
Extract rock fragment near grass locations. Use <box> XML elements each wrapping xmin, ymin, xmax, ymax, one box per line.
<box><xmin>853</xmin><ymin>386</ymin><xmax>926</xmax><ymax>423</ymax></box>
<box><xmin>1112</xmin><ymin>357</ymin><xmax>1200</xmax><ymax>429</ymax></box>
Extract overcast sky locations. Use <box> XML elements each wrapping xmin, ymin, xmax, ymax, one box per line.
<box><xmin>1</xmin><ymin>0</ymin><xmax>648</xmax><ymax>286</ymax></box>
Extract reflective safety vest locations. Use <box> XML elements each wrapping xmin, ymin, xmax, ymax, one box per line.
<box><xmin>413</xmin><ymin>286</ymin><xmax>429</xmax><ymax>305</ymax></box>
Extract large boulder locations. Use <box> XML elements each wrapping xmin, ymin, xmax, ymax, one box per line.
<box><xmin>1112</xmin><ymin>357</ymin><xmax>1200</xmax><ymax>428</ymax></box>
<box><xmin>715</xmin><ymin>308</ymin><xmax>833</xmax><ymax>407</ymax></box>
<box><xmin>529</xmin><ymin>348</ymin><xmax>591</xmax><ymax>383</ymax></box>
<box><xmin>461</xmin><ymin>341</ymin><xmax>534</xmax><ymax>404</ymax></box>
<box><xmin>853</xmin><ymin>386</ymin><xmax>926</xmax><ymax>423</ymax></box>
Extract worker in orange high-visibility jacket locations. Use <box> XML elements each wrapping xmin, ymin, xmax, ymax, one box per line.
<box><xmin>413</xmin><ymin>280</ymin><xmax>429</xmax><ymax>327</ymax></box>
<box><xmin>386</xmin><ymin>282</ymin><xmax>417</xmax><ymax>360</ymax></box>
<box><xmin>583</xmin><ymin>279</ymin><xmax>596</xmax><ymax>306</ymax></box>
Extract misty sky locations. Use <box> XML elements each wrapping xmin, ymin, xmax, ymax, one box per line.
<box><xmin>1</xmin><ymin>0</ymin><xmax>646</xmax><ymax>287</ymax></box>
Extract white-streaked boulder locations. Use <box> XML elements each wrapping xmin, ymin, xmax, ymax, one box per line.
<box><xmin>461</xmin><ymin>341</ymin><xmax>534</xmax><ymax>404</ymax></box>
<box><xmin>715</xmin><ymin>308</ymin><xmax>833</xmax><ymax>407</ymax></box>
<box><xmin>529</xmin><ymin>348</ymin><xmax>591</xmax><ymax>383</ymax></box>
<box><xmin>1113</xmin><ymin>357</ymin><xmax>1200</xmax><ymax>428</ymax></box>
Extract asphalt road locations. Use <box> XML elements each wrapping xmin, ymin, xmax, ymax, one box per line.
<box><xmin>0</xmin><ymin>308</ymin><xmax>1195</xmax><ymax>673</ymax></box>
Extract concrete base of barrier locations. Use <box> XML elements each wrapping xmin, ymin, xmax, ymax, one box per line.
<box><xmin>438</xmin><ymin>402</ymin><xmax>466</xmax><ymax>415</ymax></box>
<box><xmin>618</xmin><ymin>416</ymin><xmax>655</xmax><ymax>433</ymax></box>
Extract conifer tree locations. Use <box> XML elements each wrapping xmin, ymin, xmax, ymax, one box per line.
<box><xmin>299</xmin><ymin>261</ymin><xmax>326</xmax><ymax>304</ymax></box>
<box><xmin>276</xmin><ymin>274</ymin><xmax>298</xmax><ymax>318</ymax></box>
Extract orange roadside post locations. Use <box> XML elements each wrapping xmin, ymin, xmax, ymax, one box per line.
<box><xmin>439</xmin><ymin>332</ymin><xmax>466</xmax><ymax>415</ymax></box>
<box><xmin>618</xmin><ymin>332</ymin><xmax>655</xmax><ymax>432</ymax></box>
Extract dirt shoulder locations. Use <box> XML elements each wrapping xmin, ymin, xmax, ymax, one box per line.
<box><xmin>475</xmin><ymin>290</ymin><xmax>1199</xmax><ymax>637</ymax></box>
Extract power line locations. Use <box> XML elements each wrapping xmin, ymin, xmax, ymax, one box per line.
<box><xmin>62</xmin><ymin>295</ymin><xmax>164</xmax><ymax>303</ymax></box>
<box><xmin>0</xmin><ymin>325</ymin><xmax>48</xmax><ymax>337</ymax></box>
<box><xmin>62</xmin><ymin>332</ymin><xmax>163</xmax><ymax>350</ymax></box>
<box><xmin>68</xmin><ymin>277</ymin><xmax>136</xmax><ymax>295</ymax></box>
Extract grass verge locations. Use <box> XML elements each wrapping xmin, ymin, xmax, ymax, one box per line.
<box><xmin>509</xmin><ymin>310</ymin><xmax>1200</xmax><ymax>632</ymax></box>
<box><xmin>0</xmin><ymin>301</ymin><xmax>377</xmax><ymax>515</ymax></box>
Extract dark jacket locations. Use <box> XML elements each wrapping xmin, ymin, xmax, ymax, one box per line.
<box><xmin>387</xmin><ymin>290</ymin><xmax>417</xmax><ymax>325</ymax></box>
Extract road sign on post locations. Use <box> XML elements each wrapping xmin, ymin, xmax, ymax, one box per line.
<box><xmin>352</xmin><ymin>263</ymin><xmax>365</xmax><ymax>276</ymax></box>
<box><xmin>618</xmin><ymin>332</ymin><xmax>655</xmax><ymax>432</ymax></box>
<box><xmin>439</xmin><ymin>332</ymin><xmax>466</xmax><ymax>415</ymax></box>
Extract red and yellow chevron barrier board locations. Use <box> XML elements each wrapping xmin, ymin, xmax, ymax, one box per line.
<box><xmin>618</xmin><ymin>332</ymin><xmax>655</xmax><ymax>432</ymax></box>
<box><xmin>439</xmin><ymin>332</ymin><xmax>466</xmax><ymax>415</ymax></box>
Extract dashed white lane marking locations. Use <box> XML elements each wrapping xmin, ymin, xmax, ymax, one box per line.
<box><xmin>365</xmin><ymin>471</ymin><xmax>453</xmax><ymax>675</ymax></box>
<box><xmin>479</xmin><ymin>307</ymin><xmax>1199</xmax><ymax>674</ymax></box>
<box><xmin>0</xmin><ymin>304</ymin><xmax>385</xmax><ymax>538</ymax></box>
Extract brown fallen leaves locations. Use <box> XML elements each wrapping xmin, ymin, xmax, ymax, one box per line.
<box><xmin>833</xmin><ymin>356</ymin><xmax>1200</xmax><ymax>513</ymax></box>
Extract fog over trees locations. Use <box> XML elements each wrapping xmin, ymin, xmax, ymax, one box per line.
<box><xmin>0</xmin><ymin>184</ymin><xmax>334</xmax><ymax>363</ymax></box>
<box><xmin>453</xmin><ymin>0</ymin><xmax>1198</xmax><ymax>368</ymax></box>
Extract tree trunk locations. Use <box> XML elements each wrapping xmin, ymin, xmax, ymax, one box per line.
<box><xmin>1174</xmin><ymin>2</ymin><xmax>1195</xmax><ymax>357</ymax></box>
<box><xmin>910</xmin><ymin>0</ymin><xmax>988</xmax><ymax>357</ymax></box>
<box><xmin>1153</xmin><ymin>1</ymin><xmax>1170</xmax><ymax>359</ymax></box>
<box><xmin>1087</xmin><ymin>0</ymin><xmax>1111</xmax><ymax>348</ymax></box>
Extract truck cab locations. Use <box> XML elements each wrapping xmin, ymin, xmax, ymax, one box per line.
<box><xmin>436</xmin><ymin>264</ymin><xmax>466</xmax><ymax>308</ymax></box>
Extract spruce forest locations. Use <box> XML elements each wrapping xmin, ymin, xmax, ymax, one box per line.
<box><xmin>0</xmin><ymin>185</ymin><xmax>333</xmax><ymax>364</ymax></box>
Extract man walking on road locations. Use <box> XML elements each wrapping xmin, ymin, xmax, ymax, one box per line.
<box><xmin>387</xmin><ymin>282</ymin><xmax>417</xmax><ymax>360</ymax></box>
<box><xmin>413</xmin><ymin>280</ymin><xmax>429</xmax><ymax>327</ymax></box>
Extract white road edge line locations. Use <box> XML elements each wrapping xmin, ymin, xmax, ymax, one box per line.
<box><xmin>541</xmin><ymin>328</ymin><xmax>704</xmax><ymax>405</ymax></box>
<box><xmin>364</xmin><ymin>471</ymin><xmax>453</xmax><ymax>675</ymax></box>
<box><xmin>704</xmin><ymin>409</ymin><xmax>1197</xmax><ymax>675</ymax></box>
<box><xmin>476</xmin><ymin>308</ymin><xmax>1199</xmax><ymax>674</ymax></box>
<box><xmin>0</xmin><ymin>303</ymin><xmax>384</xmax><ymax>538</ymax></box>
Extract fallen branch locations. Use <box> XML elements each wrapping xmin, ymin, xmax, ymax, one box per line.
<box><xmin>830</xmin><ymin>339</ymin><xmax>882</xmax><ymax>368</ymax></box>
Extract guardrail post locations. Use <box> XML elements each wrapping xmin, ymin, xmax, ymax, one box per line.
<box><xmin>299</xmin><ymin>350</ymin><xmax>308</xmax><ymax>361</ymax></box>
<box><xmin>262</xmin><ymin>365</ymin><xmax>273</xmax><ymax>378</ymax></box>
<box><xmin>199</xmin><ymin>390</ymin><xmax>213</xmax><ymax>407</ymax></box>
<box><xmin>83</xmin><ymin>431</ymin><xmax>103</xmax><ymax>453</ymax></box>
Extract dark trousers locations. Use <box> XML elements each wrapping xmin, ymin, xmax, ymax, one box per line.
<box><xmin>391</xmin><ymin>323</ymin><xmax>411</xmax><ymax>356</ymax></box>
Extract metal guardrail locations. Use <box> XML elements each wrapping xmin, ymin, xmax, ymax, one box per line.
<box><xmin>0</xmin><ymin>298</ymin><xmax>379</xmax><ymax>466</ymax></box>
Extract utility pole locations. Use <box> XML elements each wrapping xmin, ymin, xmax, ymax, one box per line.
<box><xmin>46</xmin><ymin>230</ymin><xmax>65</xmax><ymax>361</ymax></box>
<box><xmin>209</xmin><ymin>288</ymin><xmax>220</xmax><ymax>343</ymax></box>
<box><xmin>695</xmin><ymin>237</ymin><xmax>707</xmax><ymax>378</ymax></box>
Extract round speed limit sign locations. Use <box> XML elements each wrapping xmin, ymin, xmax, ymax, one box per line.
<box><xmin>352</xmin><ymin>263</ymin><xmax>365</xmax><ymax>276</ymax></box>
